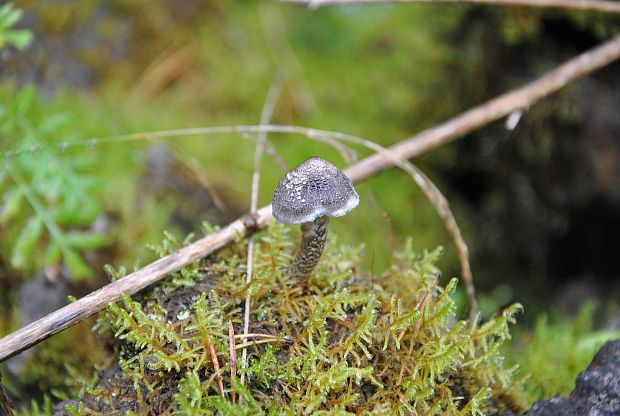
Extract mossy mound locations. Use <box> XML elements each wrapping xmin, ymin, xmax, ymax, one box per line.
<box><xmin>63</xmin><ymin>223</ymin><xmax>524</xmax><ymax>415</ymax></box>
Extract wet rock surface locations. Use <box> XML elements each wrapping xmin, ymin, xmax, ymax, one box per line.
<box><xmin>525</xmin><ymin>340</ymin><xmax>620</xmax><ymax>416</ymax></box>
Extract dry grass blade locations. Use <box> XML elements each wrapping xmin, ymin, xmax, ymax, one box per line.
<box><xmin>290</xmin><ymin>0</ymin><xmax>620</xmax><ymax>15</ymax></box>
<box><xmin>235</xmin><ymin>333</ymin><xmax>278</xmax><ymax>340</ymax></box>
<box><xmin>397</xmin><ymin>275</ymin><xmax>438</xmax><ymax>343</ymax></box>
<box><xmin>235</xmin><ymin>339</ymin><xmax>282</xmax><ymax>350</ymax></box>
<box><xmin>2</xmin><ymin>34</ymin><xmax>620</xmax><ymax>362</ymax></box>
<box><xmin>130</xmin><ymin>45</ymin><xmax>195</xmax><ymax>100</ymax></box>
<box><xmin>413</xmin><ymin>275</ymin><xmax>438</xmax><ymax>338</ymax></box>
<box><xmin>206</xmin><ymin>335</ymin><xmax>225</xmax><ymax>397</ymax></box>
<box><xmin>242</xmin><ymin>78</ymin><xmax>283</xmax><ymax>388</ymax></box>
<box><xmin>228</xmin><ymin>320</ymin><xmax>237</xmax><ymax>405</ymax></box>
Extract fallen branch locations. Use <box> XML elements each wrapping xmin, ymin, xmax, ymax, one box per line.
<box><xmin>290</xmin><ymin>0</ymin><xmax>620</xmax><ymax>14</ymax></box>
<box><xmin>1</xmin><ymin>33</ymin><xmax>620</xmax><ymax>363</ymax></box>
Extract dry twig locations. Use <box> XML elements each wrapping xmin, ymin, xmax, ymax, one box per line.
<box><xmin>1</xmin><ymin>34</ymin><xmax>620</xmax><ymax>362</ymax></box>
<box><xmin>289</xmin><ymin>0</ymin><xmax>620</xmax><ymax>14</ymax></box>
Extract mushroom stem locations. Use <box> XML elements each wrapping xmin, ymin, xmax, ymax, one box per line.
<box><xmin>287</xmin><ymin>215</ymin><xmax>329</xmax><ymax>278</ymax></box>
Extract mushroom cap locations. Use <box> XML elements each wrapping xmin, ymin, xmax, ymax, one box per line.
<box><xmin>272</xmin><ymin>156</ymin><xmax>359</xmax><ymax>224</ymax></box>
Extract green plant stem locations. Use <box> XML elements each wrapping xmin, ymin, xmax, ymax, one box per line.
<box><xmin>3</xmin><ymin>161</ymin><xmax>68</xmax><ymax>250</ymax></box>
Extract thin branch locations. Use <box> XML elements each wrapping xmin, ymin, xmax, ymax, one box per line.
<box><xmin>289</xmin><ymin>0</ymin><xmax>620</xmax><ymax>14</ymax></box>
<box><xmin>344</xmin><ymin>33</ymin><xmax>620</xmax><ymax>182</ymax></box>
<box><xmin>241</xmin><ymin>79</ymin><xmax>282</xmax><ymax>387</ymax></box>
<box><xmin>1</xmin><ymin>34</ymin><xmax>620</xmax><ymax>363</ymax></box>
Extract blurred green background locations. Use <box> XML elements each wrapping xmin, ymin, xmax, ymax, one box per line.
<box><xmin>1</xmin><ymin>0</ymin><xmax>620</xmax><ymax>411</ymax></box>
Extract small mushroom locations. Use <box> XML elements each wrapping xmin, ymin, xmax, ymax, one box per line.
<box><xmin>272</xmin><ymin>156</ymin><xmax>359</xmax><ymax>278</ymax></box>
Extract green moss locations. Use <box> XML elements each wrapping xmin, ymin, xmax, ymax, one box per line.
<box><xmin>1</xmin><ymin>317</ymin><xmax>106</xmax><ymax>416</ymax></box>
<box><xmin>59</xmin><ymin>222</ymin><xmax>525</xmax><ymax>415</ymax></box>
<box><xmin>509</xmin><ymin>303</ymin><xmax>620</xmax><ymax>407</ymax></box>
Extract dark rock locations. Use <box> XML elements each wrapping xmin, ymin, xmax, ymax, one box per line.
<box><xmin>525</xmin><ymin>340</ymin><xmax>620</xmax><ymax>416</ymax></box>
<box><xmin>5</xmin><ymin>272</ymin><xmax>69</xmax><ymax>377</ymax></box>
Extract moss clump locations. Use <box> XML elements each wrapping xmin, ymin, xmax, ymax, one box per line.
<box><xmin>62</xmin><ymin>223</ymin><xmax>524</xmax><ymax>415</ymax></box>
<box><xmin>509</xmin><ymin>303</ymin><xmax>620</xmax><ymax>408</ymax></box>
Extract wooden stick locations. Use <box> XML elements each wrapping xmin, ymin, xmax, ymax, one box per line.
<box><xmin>290</xmin><ymin>0</ymin><xmax>620</xmax><ymax>14</ymax></box>
<box><xmin>1</xmin><ymin>34</ymin><xmax>620</xmax><ymax>363</ymax></box>
<box><xmin>344</xmin><ymin>34</ymin><xmax>620</xmax><ymax>182</ymax></box>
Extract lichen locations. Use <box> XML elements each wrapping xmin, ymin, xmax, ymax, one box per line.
<box><xmin>60</xmin><ymin>222</ymin><xmax>524</xmax><ymax>415</ymax></box>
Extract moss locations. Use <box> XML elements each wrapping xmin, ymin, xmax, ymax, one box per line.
<box><xmin>15</xmin><ymin>321</ymin><xmax>105</xmax><ymax>399</ymax></box>
<box><xmin>53</xmin><ymin>222</ymin><xmax>525</xmax><ymax>415</ymax></box>
<box><xmin>509</xmin><ymin>303</ymin><xmax>620</xmax><ymax>408</ymax></box>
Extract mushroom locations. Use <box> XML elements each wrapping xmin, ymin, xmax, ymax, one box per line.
<box><xmin>272</xmin><ymin>156</ymin><xmax>359</xmax><ymax>278</ymax></box>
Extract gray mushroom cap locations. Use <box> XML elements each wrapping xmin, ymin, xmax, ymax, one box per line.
<box><xmin>272</xmin><ymin>156</ymin><xmax>359</xmax><ymax>224</ymax></box>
